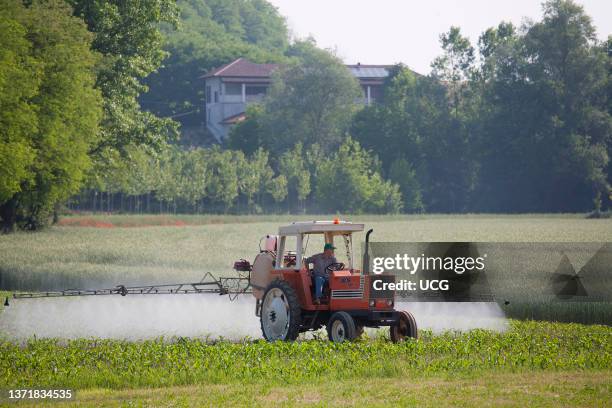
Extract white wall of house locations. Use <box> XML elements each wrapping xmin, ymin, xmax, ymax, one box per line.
<box><xmin>205</xmin><ymin>78</ymin><xmax>269</xmax><ymax>142</ymax></box>
<box><xmin>205</xmin><ymin>78</ymin><xmax>246</xmax><ymax>141</ymax></box>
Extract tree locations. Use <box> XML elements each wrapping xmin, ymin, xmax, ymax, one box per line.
<box><xmin>351</xmin><ymin>65</ymin><xmax>422</xmax><ymax>170</ymax></box>
<box><xmin>69</xmin><ymin>0</ymin><xmax>180</xmax><ymax>157</ymax></box>
<box><xmin>178</xmin><ymin>149</ymin><xmax>208</xmax><ymax>211</ymax></box>
<box><xmin>235</xmin><ymin>148</ymin><xmax>273</xmax><ymax>212</ymax></box>
<box><xmin>250</xmin><ymin>148</ymin><xmax>275</xmax><ymax>211</ymax></box>
<box><xmin>388</xmin><ymin>158</ymin><xmax>424</xmax><ymax>213</ymax></box>
<box><xmin>228</xmin><ymin>104</ymin><xmax>267</xmax><ymax>154</ymax></box>
<box><xmin>425</xmin><ymin>29</ymin><xmax>479</xmax><ymax>211</ymax></box>
<box><xmin>0</xmin><ymin>6</ymin><xmax>39</xmax><ymax>206</ymax></box>
<box><xmin>351</xmin><ymin>63</ymin><xmax>475</xmax><ymax>212</ymax></box>
<box><xmin>475</xmin><ymin>0</ymin><xmax>611</xmax><ymax>212</ymax></box>
<box><xmin>249</xmin><ymin>40</ymin><xmax>362</xmax><ymax>153</ymax></box>
<box><xmin>606</xmin><ymin>35</ymin><xmax>612</xmax><ymax>209</ymax></box>
<box><xmin>240</xmin><ymin>0</ymin><xmax>288</xmax><ymax>50</ymax></box>
<box><xmin>478</xmin><ymin>21</ymin><xmax>517</xmax><ymax>80</ymax></box>
<box><xmin>267</xmin><ymin>174</ymin><xmax>288</xmax><ymax>209</ymax></box>
<box><xmin>431</xmin><ymin>26</ymin><xmax>475</xmax><ymax>117</ymax></box>
<box><xmin>0</xmin><ymin>0</ymin><xmax>102</xmax><ymax>231</ymax></box>
<box><xmin>279</xmin><ymin>143</ymin><xmax>311</xmax><ymax>212</ymax></box>
<box><xmin>314</xmin><ymin>138</ymin><xmax>403</xmax><ymax>213</ymax></box>
<box><xmin>85</xmin><ymin>147</ymin><xmax>130</xmax><ymax>213</ymax></box>
<box><xmin>204</xmin><ymin>146</ymin><xmax>239</xmax><ymax>211</ymax></box>
<box><xmin>156</xmin><ymin>147</ymin><xmax>183</xmax><ymax>212</ymax></box>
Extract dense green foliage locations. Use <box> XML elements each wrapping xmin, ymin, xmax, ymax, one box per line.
<box><xmin>225</xmin><ymin>0</ymin><xmax>612</xmax><ymax>214</ymax></box>
<box><xmin>0</xmin><ymin>0</ymin><xmax>102</xmax><ymax>231</ymax></box>
<box><xmin>0</xmin><ymin>321</ymin><xmax>609</xmax><ymax>389</ymax></box>
<box><xmin>352</xmin><ymin>0</ymin><xmax>611</xmax><ymax>213</ymax></box>
<box><xmin>2</xmin><ymin>0</ymin><xmax>610</xmax><ymax>227</ymax></box>
<box><xmin>351</xmin><ymin>66</ymin><xmax>464</xmax><ymax>212</ymax></box>
<box><xmin>70</xmin><ymin>0</ymin><xmax>180</xmax><ymax>156</ymax></box>
<box><xmin>142</xmin><ymin>0</ymin><xmax>288</xmax><ymax>129</ymax></box>
<box><xmin>76</xmin><ymin>139</ymin><xmax>402</xmax><ymax>214</ymax></box>
<box><xmin>0</xmin><ymin>0</ymin><xmax>180</xmax><ymax>231</ymax></box>
<box><xmin>314</xmin><ymin>138</ymin><xmax>402</xmax><ymax>213</ymax></box>
<box><xmin>0</xmin><ymin>7</ymin><xmax>39</xmax><ymax>205</ymax></box>
<box><xmin>472</xmin><ymin>2</ymin><xmax>610</xmax><ymax>212</ymax></box>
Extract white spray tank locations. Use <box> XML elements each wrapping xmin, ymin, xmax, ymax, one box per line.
<box><xmin>251</xmin><ymin>235</ymin><xmax>277</xmax><ymax>299</ymax></box>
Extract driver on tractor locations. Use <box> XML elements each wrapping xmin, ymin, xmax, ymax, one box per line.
<box><xmin>304</xmin><ymin>243</ymin><xmax>337</xmax><ymax>304</ymax></box>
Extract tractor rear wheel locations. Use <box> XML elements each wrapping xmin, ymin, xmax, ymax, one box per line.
<box><xmin>390</xmin><ymin>311</ymin><xmax>418</xmax><ymax>342</ymax></box>
<box><xmin>260</xmin><ymin>279</ymin><xmax>301</xmax><ymax>341</ymax></box>
<box><xmin>327</xmin><ymin>311</ymin><xmax>357</xmax><ymax>342</ymax></box>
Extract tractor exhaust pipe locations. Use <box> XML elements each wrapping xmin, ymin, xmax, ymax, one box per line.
<box><xmin>363</xmin><ymin>228</ymin><xmax>373</xmax><ymax>274</ymax></box>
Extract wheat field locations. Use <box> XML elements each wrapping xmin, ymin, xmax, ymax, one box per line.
<box><xmin>1</xmin><ymin>214</ymin><xmax>610</xmax><ymax>291</ymax></box>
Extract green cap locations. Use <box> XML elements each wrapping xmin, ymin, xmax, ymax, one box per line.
<box><xmin>324</xmin><ymin>243</ymin><xmax>336</xmax><ymax>251</ymax></box>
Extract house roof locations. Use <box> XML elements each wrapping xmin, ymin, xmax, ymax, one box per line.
<box><xmin>202</xmin><ymin>59</ymin><xmax>419</xmax><ymax>83</ymax></box>
<box><xmin>346</xmin><ymin>64</ymin><xmax>393</xmax><ymax>79</ymax></box>
<box><xmin>202</xmin><ymin>58</ymin><xmax>279</xmax><ymax>79</ymax></box>
<box><xmin>221</xmin><ymin>77</ymin><xmax>273</xmax><ymax>84</ymax></box>
<box><xmin>220</xmin><ymin>111</ymin><xmax>247</xmax><ymax>124</ymax></box>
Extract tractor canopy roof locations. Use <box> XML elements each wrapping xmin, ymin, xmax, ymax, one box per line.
<box><xmin>278</xmin><ymin>220</ymin><xmax>364</xmax><ymax>236</ymax></box>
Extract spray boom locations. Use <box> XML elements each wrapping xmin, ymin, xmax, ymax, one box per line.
<box><xmin>9</xmin><ymin>272</ymin><xmax>252</xmax><ymax>304</ymax></box>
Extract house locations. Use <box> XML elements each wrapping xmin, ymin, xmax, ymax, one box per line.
<box><xmin>346</xmin><ymin>64</ymin><xmax>390</xmax><ymax>105</ymax></box>
<box><xmin>202</xmin><ymin>58</ymin><xmax>394</xmax><ymax>142</ymax></box>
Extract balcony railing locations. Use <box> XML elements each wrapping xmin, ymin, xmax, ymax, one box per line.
<box><xmin>221</xmin><ymin>94</ymin><xmax>266</xmax><ymax>104</ymax></box>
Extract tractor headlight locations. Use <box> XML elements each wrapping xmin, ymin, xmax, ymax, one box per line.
<box><xmin>369</xmin><ymin>300</ymin><xmax>376</xmax><ymax>307</ymax></box>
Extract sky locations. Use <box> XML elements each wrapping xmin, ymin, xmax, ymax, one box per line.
<box><xmin>268</xmin><ymin>0</ymin><xmax>612</xmax><ymax>74</ymax></box>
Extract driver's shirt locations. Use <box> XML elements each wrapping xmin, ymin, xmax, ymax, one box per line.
<box><xmin>305</xmin><ymin>253</ymin><xmax>337</xmax><ymax>277</ymax></box>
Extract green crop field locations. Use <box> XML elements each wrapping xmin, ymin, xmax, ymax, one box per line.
<box><xmin>0</xmin><ymin>320</ymin><xmax>610</xmax><ymax>406</ymax></box>
<box><xmin>0</xmin><ymin>214</ymin><xmax>611</xmax><ymax>406</ymax></box>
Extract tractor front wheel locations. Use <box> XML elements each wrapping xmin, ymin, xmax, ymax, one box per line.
<box><xmin>260</xmin><ymin>279</ymin><xmax>301</xmax><ymax>341</ymax></box>
<box><xmin>390</xmin><ymin>310</ymin><xmax>418</xmax><ymax>342</ymax></box>
<box><xmin>327</xmin><ymin>311</ymin><xmax>357</xmax><ymax>342</ymax></box>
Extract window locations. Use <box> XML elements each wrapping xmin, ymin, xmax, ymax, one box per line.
<box><xmin>214</xmin><ymin>91</ymin><xmax>218</xmax><ymax>103</ymax></box>
<box><xmin>277</xmin><ymin>235</ymin><xmax>298</xmax><ymax>269</ymax></box>
<box><xmin>302</xmin><ymin>233</ymin><xmax>353</xmax><ymax>270</ymax></box>
<box><xmin>245</xmin><ymin>85</ymin><xmax>267</xmax><ymax>96</ymax></box>
<box><xmin>225</xmin><ymin>83</ymin><xmax>242</xmax><ymax>95</ymax></box>
<box><xmin>370</xmin><ymin>85</ymin><xmax>383</xmax><ymax>101</ymax></box>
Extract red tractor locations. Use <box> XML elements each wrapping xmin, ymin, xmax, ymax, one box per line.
<box><xmin>247</xmin><ymin>220</ymin><xmax>417</xmax><ymax>342</ymax></box>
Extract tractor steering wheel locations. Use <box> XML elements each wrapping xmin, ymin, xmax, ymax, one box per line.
<box><xmin>326</xmin><ymin>262</ymin><xmax>345</xmax><ymax>274</ymax></box>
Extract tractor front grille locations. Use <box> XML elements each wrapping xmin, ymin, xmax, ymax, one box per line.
<box><xmin>331</xmin><ymin>275</ymin><xmax>364</xmax><ymax>299</ymax></box>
